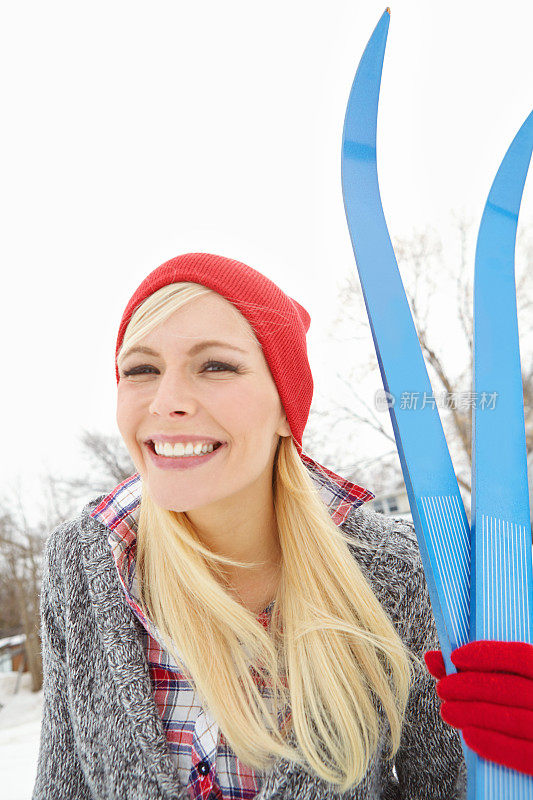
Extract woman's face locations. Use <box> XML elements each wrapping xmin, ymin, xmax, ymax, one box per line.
<box><xmin>116</xmin><ymin>291</ymin><xmax>291</xmax><ymax>513</ymax></box>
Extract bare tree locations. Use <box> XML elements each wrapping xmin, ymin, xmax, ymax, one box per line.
<box><xmin>0</xmin><ymin>564</ymin><xmax>22</xmax><ymax>637</ymax></box>
<box><xmin>321</xmin><ymin>213</ymin><xmax>533</xmax><ymax>505</ymax></box>
<box><xmin>38</xmin><ymin>429</ymin><xmax>136</xmax><ymax>531</ymax></box>
<box><xmin>0</xmin><ymin>506</ymin><xmax>44</xmax><ymax>691</ymax></box>
<box><xmin>0</xmin><ymin>429</ymin><xmax>135</xmax><ymax>691</ymax></box>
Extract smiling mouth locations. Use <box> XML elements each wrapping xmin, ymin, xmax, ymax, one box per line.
<box><xmin>146</xmin><ymin>440</ymin><xmax>225</xmax><ymax>455</ymax></box>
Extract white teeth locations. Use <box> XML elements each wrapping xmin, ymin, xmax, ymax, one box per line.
<box><xmin>153</xmin><ymin>441</ymin><xmax>218</xmax><ymax>457</ymax></box>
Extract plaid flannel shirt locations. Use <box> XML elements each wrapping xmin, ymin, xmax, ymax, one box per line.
<box><xmin>90</xmin><ymin>453</ymin><xmax>373</xmax><ymax>799</ymax></box>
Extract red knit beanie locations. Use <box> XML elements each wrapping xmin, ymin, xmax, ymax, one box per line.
<box><xmin>115</xmin><ymin>252</ymin><xmax>313</xmax><ymax>454</ymax></box>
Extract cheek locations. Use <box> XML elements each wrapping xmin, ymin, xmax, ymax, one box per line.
<box><xmin>116</xmin><ymin>388</ymin><xmax>142</xmax><ymax>442</ymax></box>
<box><xmin>219</xmin><ymin>385</ymin><xmax>280</xmax><ymax>431</ymax></box>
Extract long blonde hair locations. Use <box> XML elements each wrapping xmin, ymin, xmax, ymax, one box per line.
<box><xmin>117</xmin><ymin>282</ymin><xmax>417</xmax><ymax>792</ymax></box>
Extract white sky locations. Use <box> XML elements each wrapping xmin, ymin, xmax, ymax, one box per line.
<box><xmin>2</xmin><ymin>0</ymin><xmax>532</xmax><ymax>527</ymax></box>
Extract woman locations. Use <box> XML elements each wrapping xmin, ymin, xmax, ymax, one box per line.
<box><xmin>32</xmin><ymin>252</ymin><xmax>531</xmax><ymax>799</ymax></box>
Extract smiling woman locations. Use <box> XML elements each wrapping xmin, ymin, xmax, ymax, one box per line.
<box><xmin>33</xmin><ymin>252</ymin><xmax>467</xmax><ymax>800</ymax></box>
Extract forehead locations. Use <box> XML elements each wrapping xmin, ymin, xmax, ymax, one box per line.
<box><xmin>148</xmin><ymin>291</ymin><xmax>259</xmax><ymax>348</ymax></box>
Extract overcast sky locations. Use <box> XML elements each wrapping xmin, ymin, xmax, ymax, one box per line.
<box><xmin>2</xmin><ymin>0</ymin><xmax>532</xmax><ymax>526</ymax></box>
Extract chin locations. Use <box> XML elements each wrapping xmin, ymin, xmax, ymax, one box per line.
<box><xmin>143</xmin><ymin>483</ymin><xmax>218</xmax><ymax>514</ymax></box>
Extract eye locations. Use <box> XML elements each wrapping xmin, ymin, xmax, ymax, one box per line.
<box><xmin>202</xmin><ymin>359</ymin><xmax>240</xmax><ymax>373</ymax></box>
<box><xmin>122</xmin><ymin>365</ymin><xmax>157</xmax><ymax>376</ymax></box>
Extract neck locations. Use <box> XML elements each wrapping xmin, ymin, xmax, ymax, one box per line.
<box><xmin>185</xmin><ymin>475</ymin><xmax>282</xmax><ymax>613</ymax></box>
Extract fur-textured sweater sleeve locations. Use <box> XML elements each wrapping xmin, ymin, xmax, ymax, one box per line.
<box><xmin>32</xmin><ymin>522</ymin><xmax>93</xmax><ymax>800</ymax></box>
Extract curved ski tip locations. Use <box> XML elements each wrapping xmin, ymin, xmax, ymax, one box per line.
<box><xmin>386</xmin><ymin>6</ymin><xmax>391</xmax><ymax>13</ymax></box>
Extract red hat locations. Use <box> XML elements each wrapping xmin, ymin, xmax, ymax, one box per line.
<box><xmin>115</xmin><ymin>253</ymin><xmax>374</xmax><ymax>520</ymax></box>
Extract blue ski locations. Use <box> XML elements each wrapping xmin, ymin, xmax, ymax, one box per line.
<box><xmin>470</xmin><ymin>107</ymin><xmax>533</xmax><ymax>798</ymax></box>
<box><xmin>341</xmin><ymin>9</ymin><xmax>471</xmax><ymax>680</ymax></box>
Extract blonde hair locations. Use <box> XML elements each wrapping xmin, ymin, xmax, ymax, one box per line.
<box><xmin>117</xmin><ymin>282</ymin><xmax>418</xmax><ymax>792</ymax></box>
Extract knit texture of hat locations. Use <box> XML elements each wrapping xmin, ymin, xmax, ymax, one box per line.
<box><xmin>115</xmin><ymin>253</ymin><xmax>313</xmax><ymax>453</ymax></box>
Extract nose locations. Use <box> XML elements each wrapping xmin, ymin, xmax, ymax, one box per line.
<box><xmin>148</xmin><ymin>368</ymin><xmax>198</xmax><ymax>417</ymax></box>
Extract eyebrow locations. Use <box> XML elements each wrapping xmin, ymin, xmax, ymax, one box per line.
<box><xmin>120</xmin><ymin>340</ymin><xmax>249</xmax><ymax>362</ymax></box>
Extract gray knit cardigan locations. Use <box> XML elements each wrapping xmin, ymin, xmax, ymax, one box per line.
<box><xmin>32</xmin><ymin>494</ymin><xmax>467</xmax><ymax>800</ymax></box>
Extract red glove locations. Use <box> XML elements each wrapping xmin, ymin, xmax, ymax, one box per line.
<box><xmin>424</xmin><ymin>640</ymin><xmax>533</xmax><ymax>777</ymax></box>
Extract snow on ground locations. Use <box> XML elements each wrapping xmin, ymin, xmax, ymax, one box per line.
<box><xmin>0</xmin><ymin>672</ymin><xmax>43</xmax><ymax>800</ymax></box>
